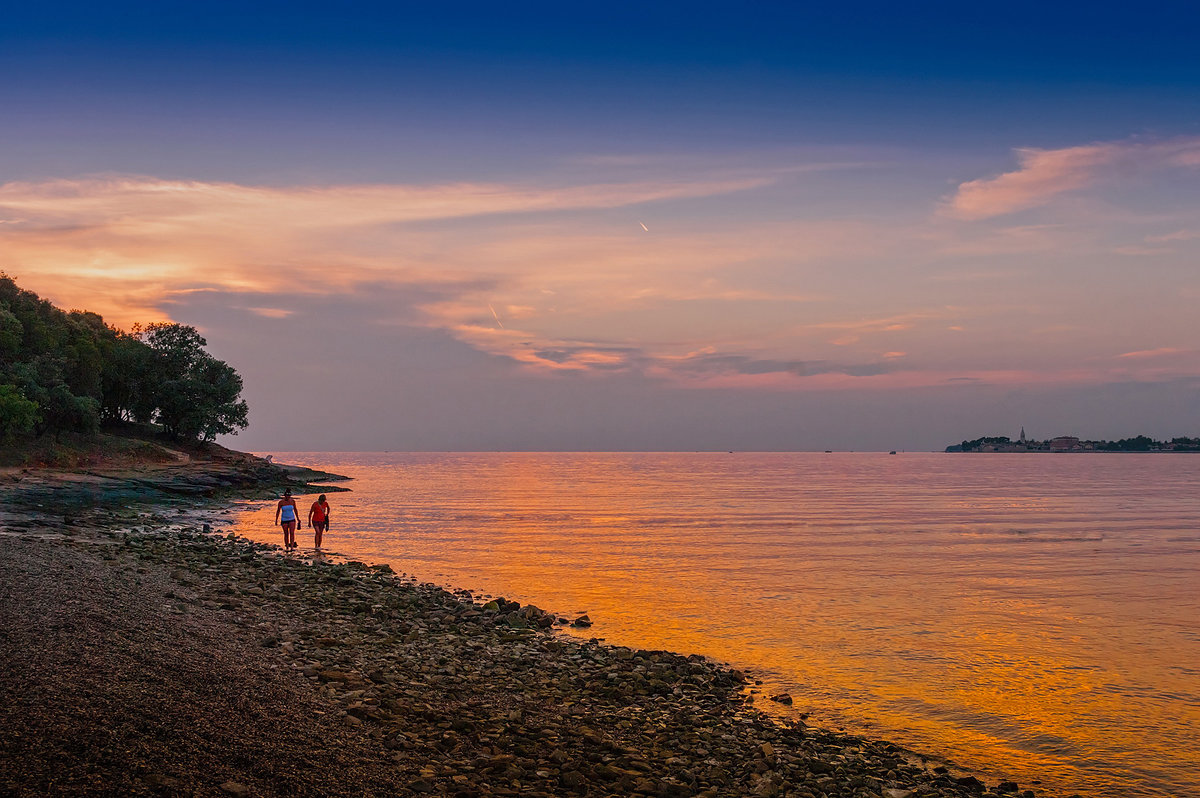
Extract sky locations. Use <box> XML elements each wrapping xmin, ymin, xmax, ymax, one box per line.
<box><xmin>3</xmin><ymin>1</ymin><xmax>1200</xmax><ymax>451</ymax></box>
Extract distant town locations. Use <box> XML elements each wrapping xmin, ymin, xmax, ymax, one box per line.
<box><xmin>946</xmin><ymin>428</ymin><xmax>1200</xmax><ymax>453</ymax></box>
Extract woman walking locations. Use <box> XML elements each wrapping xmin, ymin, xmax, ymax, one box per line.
<box><xmin>308</xmin><ymin>494</ymin><xmax>331</xmax><ymax>550</ymax></box>
<box><xmin>275</xmin><ymin>488</ymin><xmax>301</xmax><ymax>549</ymax></box>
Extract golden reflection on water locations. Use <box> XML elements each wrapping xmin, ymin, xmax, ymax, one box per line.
<box><xmin>232</xmin><ymin>453</ymin><xmax>1200</xmax><ymax>798</ymax></box>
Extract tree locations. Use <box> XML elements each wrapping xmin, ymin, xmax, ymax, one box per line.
<box><xmin>1</xmin><ymin>276</ymin><xmax>105</xmax><ymax>437</ymax></box>
<box><xmin>1097</xmin><ymin>435</ymin><xmax>1156</xmax><ymax>452</ymax></box>
<box><xmin>0</xmin><ymin>277</ymin><xmax>251</xmax><ymax>442</ymax></box>
<box><xmin>39</xmin><ymin>385</ymin><xmax>100</xmax><ymax>439</ymax></box>
<box><xmin>139</xmin><ymin>322</ymin><xmax>250</xmax><ymax>441</ymax></box>
<box><xmin>0</xmin><ymin>384</ymin><xmax>39</xmax><ymax>442</ymax></box>
<box><xmin>0</xmin><ymin>306</ymin><xmax>22</xmax><ymax>356</ymax></box>
<box><xmin>960</xmin><ymin>436</ymin><xmax>1011</xmax><ymax>451</ymax></box>
<box><xmin>100</xmin><ymin>332</ymin><xmax>158</xmax><ymax>423</ymax></box>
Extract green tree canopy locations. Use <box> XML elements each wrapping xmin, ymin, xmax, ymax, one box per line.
<box><xmin>0</xmin><ymin>274</ymin><xmax>249</xmax><ymax>442</ymax></box>
<box><xmin>0</xmin><ymin>383</ymin><xmax>40</xmax><ymax>441</ymax></box>
<box><xmin>139</xmin><ymin>322</ymin><xmax>249</xmax><ymax>441</ymax></box>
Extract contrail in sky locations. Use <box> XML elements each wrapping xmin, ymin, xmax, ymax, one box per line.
<box><xmin>488</xmin><ymin>303</ymin><xmax>504</xmax><ymax>328</ymax></box>
<box><xmin>640</xmin><ymin>221</ymin><xmax>649</xmax><ymax>232</ymax></box>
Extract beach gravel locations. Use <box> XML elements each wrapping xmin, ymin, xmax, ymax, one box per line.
<box><xmin>0</xmin><ymin>521</ymin><xmax>409</xmax><ymax>796</ymax></box>
<box><xmin>0</xmin><ymin>498</ymin><xmax>1047</xmax><ymax>797</ymax></box>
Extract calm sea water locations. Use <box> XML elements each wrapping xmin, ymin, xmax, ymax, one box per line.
<box><xmin>231</xmin><ymin>453</ymin><xmax>1200</xmax><ymax>797</ymax></box>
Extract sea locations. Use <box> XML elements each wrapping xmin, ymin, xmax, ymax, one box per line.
<box><xmin>229</xmin><ymin>452</ymin><xmax>1200</xmax><ymax>798</ymax></box>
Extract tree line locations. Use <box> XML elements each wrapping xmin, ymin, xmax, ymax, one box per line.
<box><xmin>952</xmin><ymin>434</ymin><xmax>1200</xmax><ymax>452</ymax></box>
<box><xmin>0</xmin><ymin>274</ymin><xmax>248</xmax><ymax>443</ymax></box>
<box><xmin>1094</xmin><ymin>435</ymin><xmax>1200</xmax><ymax>452</ymax></box>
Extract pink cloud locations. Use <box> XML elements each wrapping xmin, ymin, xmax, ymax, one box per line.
<box><xmin>1113</xmin><ymin>245</ymin><xmax>1173</xmax><ymax>256</ymax></box>
<box><xmin>244</xmin><ymin>307</ymin><xmax>293</xmax><ymax>319</ymax></box>
<box><xmin>945</xmin><ymin>137</ymin><xmax>1200</xmax><ymax>220</ymax></box>
<box><xmin>1146</xmin><ymin>229</ymin><xmax>1200</xmax><ymax>243</ymax></box>
<box><xmin>0</xmin><ymin>174</ymin><xmax>772</xmax><ymax>227</ymax></box>
<box><xmin>1116</xmin><ymin>347</ymin><xmax>1187</xmax><ymax>359</ymax></box>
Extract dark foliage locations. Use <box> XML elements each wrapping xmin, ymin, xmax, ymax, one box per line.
<box><xmin>1095</xmin><ymin>435</ymin><xmax>1157</xmax><ymax>452</ymax></box>
<box><xmin>0</xmin><ymin>274</ymin><xmax>248</xmax><ymax>442</ymax></box>
<box><xmin>959</xmin><ymin>436</ymin><xmax>1011</xmax><ymax>451</ymax></box>
<box><xmin>138</xmin><ymin>322</ymin><xmax>249</xmax><ymax>441</ymax></box>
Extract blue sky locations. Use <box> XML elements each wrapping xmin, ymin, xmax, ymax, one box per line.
<box><xmin>3</xmin><ymin>2</ymin><xmax>1200</xmax><ymax>449</ymax></box>
<box><xmin>5</xmin><ymin>1</ymin><xmax>1199</xmax><ymax>179</ymax></box>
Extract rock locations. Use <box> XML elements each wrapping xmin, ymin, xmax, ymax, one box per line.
<box><xmin>219</xmin><ymin>782</ymin><xmax>251</xmax><ymax>797</ymax></box>
<box><xmin>769</xmin><ymin>693</ymin><xmax>793</xmax><ymax>705</ymax></box>
<box><xmin>317</xmin><ymin>669</ymin><xmax>354</xmax><ymax>682</ymax></box>
<box><xmin>571</xmin><ymin>614</ymin><xmax>592</xmax><ymax>628</ymax></box>
<box><xmin>997</xmin><ymin>782</ymin><xmax>1019</xmax><ymax>794</ymax></box>
<box><xmin>882</xmin><ymin>789</ymin><xmax>913</xmax><ymax>798</ymax></box>
<box><xmin>954</xmin><ymin>775</ymin><xmax>985</xmax><ymax>791</ymax></box>
<box><xmin>143</xmin><ymin>773</ymin><xmax>182</xmax><ymax>789</ymax></box>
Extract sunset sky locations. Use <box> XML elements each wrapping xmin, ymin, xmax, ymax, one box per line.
<box><xmin>3</xmin><ymin>2</ymin><xmax>1200</xmax><ymax>451</ymax></box>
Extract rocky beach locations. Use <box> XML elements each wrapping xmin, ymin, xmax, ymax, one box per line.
<box><xmin>0</xmin><ymin>455</ymin><xmax>1058</xmax><ymax>798</ymax></box>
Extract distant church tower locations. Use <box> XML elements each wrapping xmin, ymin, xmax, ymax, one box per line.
<box><xmin>1019</xmin><ymin>426</ymin><xmax>1027</xmax><ymax>443</ymax></box>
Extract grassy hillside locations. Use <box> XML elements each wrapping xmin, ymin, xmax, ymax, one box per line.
<box><xmin>0</xmin><ymin>421</ymin><xmax>254</xmax><ymax>470</ymax></box>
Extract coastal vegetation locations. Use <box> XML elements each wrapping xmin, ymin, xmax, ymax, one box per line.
<box><xmin>0</xmin><ymin>274</ymin><xmax>248</xmax><ymax>449</ymax></box>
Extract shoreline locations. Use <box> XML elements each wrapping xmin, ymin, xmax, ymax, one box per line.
<box><xmin>0</xmin><ymin>462</ymin><xmax>1059</xmax><ymax>797</ymax></box>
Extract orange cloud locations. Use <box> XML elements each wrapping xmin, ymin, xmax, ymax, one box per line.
<box><xmin>5</xmin><ymin>165</ymin><xmax>1200</xmax><ymax>393</ymax></box>
<box><xmin>0</xmin><ymin>173</ymin><xmax>776</xmax><ymax>326</ymax></box>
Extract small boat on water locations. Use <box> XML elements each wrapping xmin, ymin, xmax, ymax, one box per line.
<box><xmin>889</xmin><ymin>450</ymin><xmax>897</xmax><ymax>455</ymax></box>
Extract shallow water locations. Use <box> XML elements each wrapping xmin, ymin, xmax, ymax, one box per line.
<box><xmin>233</xmin><ymin>452</ymin><xmax>1200</xmax><ymax>797</ymax></box>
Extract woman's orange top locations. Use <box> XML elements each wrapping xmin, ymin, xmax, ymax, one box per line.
<box><xmin>310</xmin><ymin>501</ymin><xmax>328</xmax><ymax>523</ymax></box>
